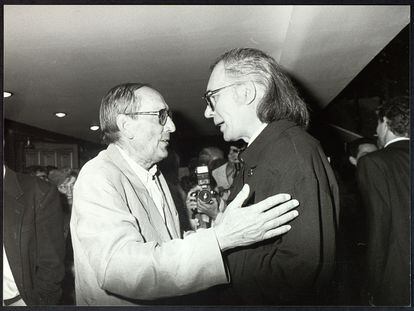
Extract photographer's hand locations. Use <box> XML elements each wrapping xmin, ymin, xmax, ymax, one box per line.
<box><xmin>213</xmin><ymin>184</ymin><xmax>299</xmax><ymax>252</ymax></box>
<box><xmin>196</xmin><ymin>197</ymin><xmax>220</xmax><ymax>220</ymax></box>
<box><xmin>185</xmin><ymin>186</ymin><xmax>200</xmax><ymax>214</ymax></box>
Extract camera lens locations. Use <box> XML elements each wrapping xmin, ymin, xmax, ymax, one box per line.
<box><xmin>198</xmin><ymin>189</ymin><xmax>212</xmax><ymax>203</ymax></box>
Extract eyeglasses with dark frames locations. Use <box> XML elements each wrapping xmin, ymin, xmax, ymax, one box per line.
<box><xmin>124</xmin><ymin>108</ymin><xmax>172</xmax><ymax>126</ymax></box>
<box><xmin>202</xmin><ymin>83</ymin><xmax>240</xmax><ymax>111</ymax></box>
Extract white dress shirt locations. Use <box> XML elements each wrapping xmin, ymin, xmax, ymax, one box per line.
<box><xmin>115</xmin><ymin>145</ymin><xmax>165</xmax><ymax>220</ymax></box>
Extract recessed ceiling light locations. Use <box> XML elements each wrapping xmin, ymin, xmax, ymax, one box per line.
<box><xmin>90</xmin><ymin>125</ymin><xmax>100</xmax><ymax>131</ymax></box>
<box><xmin>3</xmin><ymin>91</ymin><xmax>13</xmax><ymax>98</ymax></box>
<box><xmin>55</xmin><ymin>112</ymin><xmax>67</xmax><ymax>118</ymax></box>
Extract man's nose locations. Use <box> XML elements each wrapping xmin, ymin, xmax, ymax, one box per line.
<box><xmin>204</xmin><ymin>105</ymin><xmax>214</xmax><ymax>119</ymax></box>
<box><xmin>165</xmin><ymin>116</ymin><xmax>176</xmax><ymax>133</ymax></box>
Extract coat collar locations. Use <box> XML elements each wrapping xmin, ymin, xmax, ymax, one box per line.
<box><xmin>385</xmin><ymin>138</ymin><xmax>409</xmax><ymax>151</ymax></box>
<box><xmin>105</xmin><ymin>144</ymin><xmax>148</xmax><ymax>193</ymax></box>
<box><xmin>240</xmin><ymin>120</ymin><xmax>297</xmax><ymax>167</ymax></box>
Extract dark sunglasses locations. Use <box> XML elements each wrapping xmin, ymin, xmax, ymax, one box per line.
<box><xmin>125</xmin><ymin>108</ymin><xmax>172</xmax><ymax>126</ymax></box>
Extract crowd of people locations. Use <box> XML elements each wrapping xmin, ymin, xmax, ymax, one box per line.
<box><xmin>3</xmin><ymin>47</ymin><xmax>410</xmax><ymax>307</ymax></box>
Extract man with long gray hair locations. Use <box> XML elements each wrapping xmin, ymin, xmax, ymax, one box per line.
<box><xmin>201</xmin><ymin>48</ymin><xmax>339</xmax><ymax>305</ymax></box>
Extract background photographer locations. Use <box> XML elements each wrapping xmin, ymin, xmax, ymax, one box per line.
<box><xmin>185</xmin><ymin>142</ymin><xmax>246</xmax><ymax>229</ymax></box>
<box><xmin>212</xmin><ymin>141</ymin><xmax>246</xmax><ymax>200</ymax></box>
<box><xmin>185</xmin><ymin>165</ymin><xmax>220</xmax><ymax>229</ymax></box>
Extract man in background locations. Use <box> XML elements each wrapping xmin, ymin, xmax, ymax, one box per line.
<box><xmin>212</xmin><ymin>141</ymin><xmax>246</xmax><ymax>200</ymax></box>
<box><xmin>356</xmin><ymin>96</ymin><xmax>410</xmax><ymax>306</ymax></box>
<box><xmin>70</xmin><ymin>82</ymin><xmax>299</xmax><ymax>305</ymax></box>
<box><xmin>198</xmin><ymin>146</ymin><xmax>225</xmax><ymax>170</ymax></box>
<box><xmin>202</xmin><ymin>48</ymin><xmax>339</xmax><ymax>305</ymax></box>
<box><xmin>348</xmin><ymin>137</ymin><xmax>378</xmax><ymax>166</ymax></box>
<box><xmin>3</xmin><ymin>166</ymin><xmax>65</xmax><ymax>306</ymax></box>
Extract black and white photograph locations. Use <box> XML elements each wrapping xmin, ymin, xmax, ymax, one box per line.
<box><xmin>3</xmin><ymin>3</ymin><xmax>411</xmax><ymax>307</ymax></box>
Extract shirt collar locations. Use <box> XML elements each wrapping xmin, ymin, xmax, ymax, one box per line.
<box><xmin>247</xmin><ymin>123</ymin><xmax>268</xmax><ymax>147</ymax></box>
<box><xmin>384</xmin><ymin>137</ymin><xmax>409</xmax><ymax>148</ymax></box>
<box><xmin>115</xmin><ymin>144</ymin><xmax>158</xmax><ymax>183</ymax></box>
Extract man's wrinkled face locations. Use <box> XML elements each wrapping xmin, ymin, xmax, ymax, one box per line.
<box><xmin>204</xmin><ymin>62</ymin><xmax>246</xmax><ymax>142</ymax></box>
<box><xmin>129</xmin><ymin>87</ymin><xmax>176</xmax><ymax>166</ymax></box>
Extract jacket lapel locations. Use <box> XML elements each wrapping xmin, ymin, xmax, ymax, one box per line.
<box><xmin>157</xmin><ymin>173</ymin><xmax>180</xmax><ymax>239</ymax></box>
<box><xmin>104</xmin><ymin>144</ymin><xmax>173</xmax><ymax>241</ymax></box>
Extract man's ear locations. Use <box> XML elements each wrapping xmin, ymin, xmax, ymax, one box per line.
<box><xmin>116</xmin><ymin>114</ymin><xmax>134</xmax><ymax>139</ymax></box>
<box><xmin>382</xmin><ymin>117</ymin><xmax>390</xmax><ymax>129</ymax></box>
<box><xmin>349</xmin><ymin>156</ymin><xmax>357</xmax><ymax>166</ymax></box>
<box><xmin>236</xmin><ymin>81</ymin><xmax>256</xmax><ymax>106</ymax></box>
<box><xmin>245</xmin><ymin>81</ymin><xmax>257</xmax><ymax>105</ymax></box>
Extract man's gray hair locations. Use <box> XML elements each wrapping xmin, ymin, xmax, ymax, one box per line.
<box><xmin>99</xmin><ymin>83</ymin><xmax>148</xmax><ymax>145</ymax></box>
<box><xmin>211</xmin><ymin>48</ymin><xmax>309</xmax><ymax>128</ymax></box>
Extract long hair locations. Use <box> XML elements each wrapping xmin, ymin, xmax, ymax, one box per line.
<box><xmin>99</xmin><ymin>83</ymin><xmax>148</xmax><ymax>144</ymax></box>
<box><xmin>211</xmin><ymin>48</ymin><xmax>309</xmax><ymax>128</ymax></box>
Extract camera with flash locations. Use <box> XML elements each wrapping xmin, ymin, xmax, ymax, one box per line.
<box><xmin>195</xmin><ymin>165</ymin><xmax>213</xmax><ymax>203</ymax></box>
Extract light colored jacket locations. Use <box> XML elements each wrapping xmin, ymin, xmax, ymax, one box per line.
<box><xmin>70</xmin><ymin>144</ymin><xmax>227</xmax><ymax>305</ymax></box>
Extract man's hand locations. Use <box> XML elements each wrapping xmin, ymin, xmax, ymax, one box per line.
<box><xmin>196</xmin><ymin>197</ymin><xmax>220</xmax><ymax>219</ymax></box>
<box><xmin>185</xmin><ymin>186</ymin><xmax>200</xmax><ymax>213</ymax></box>
<box><xmin>213</xmin><ymin>184</ymin><xmax>299</xmax><ymax>252</ymax></box>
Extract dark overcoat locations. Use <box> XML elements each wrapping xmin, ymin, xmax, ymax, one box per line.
<box><xmin>357</xmin><ymin>140</ymin><xmax>410</xmax><ymax>306</ymax></box>
<box><xmin>3</xmin><ymin>167</ymin><xmax>65</xmax><ymax>305</ymax></box>
<box><xmin>218</xmin><ymin>120</ymin><xmax>340</xmax><ymax>305</ymax></box>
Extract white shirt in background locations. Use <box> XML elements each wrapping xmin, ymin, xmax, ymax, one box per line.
<box><xmin>3</xmin><ymin>246</ymin><xmax>20</xmax><ymax>301</ymax></box>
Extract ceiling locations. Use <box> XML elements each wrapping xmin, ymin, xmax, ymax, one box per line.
<box><xmin>3</xmin><ymin>5</ymin><xmax>410</xmax><ymax>144</ymax></box>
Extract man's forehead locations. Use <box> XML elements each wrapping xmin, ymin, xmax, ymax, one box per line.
<box><xmin>134</xmin><ymin>86</ymin><xmax>167</xmax><ymax>109</ymax></box>
<box><xmin>207</xmin><ymin>62</ymin><xmax>228</xmax><ymax>89</ymax></box>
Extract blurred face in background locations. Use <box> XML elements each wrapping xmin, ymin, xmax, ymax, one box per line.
<box><xmin>357</xmin><ymin>143</ymin><xmax>378</xmax><ymax>160</ymax></box>
<box><xmin>228</xmin><ymin>146</ymin><xmax>243</xmax><ymax>163</ymax></box>
<box><xmin>35</xmin><ymin>170</ymin><xmax>49</xmax><ymax>181</ymax></box>
<box><xmin>58</xmin><ymin>175</ymin><xmax>77</xmax><ymax>203</ymax></box>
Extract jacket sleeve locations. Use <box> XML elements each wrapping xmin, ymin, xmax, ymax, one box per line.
<box><xmin>33</xmin><ymin>182</ymin><xmax>66</xmax><ymax>305</ymax></box>
<box><xmin>71</xmin><ymin>167</ymin><xmax>228</xmax><ymax>300</ymax></box>
<box><xmin>356</xmin><ymin>156</ymin><xmax>390</xmax><ymax>295</ymax></box>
